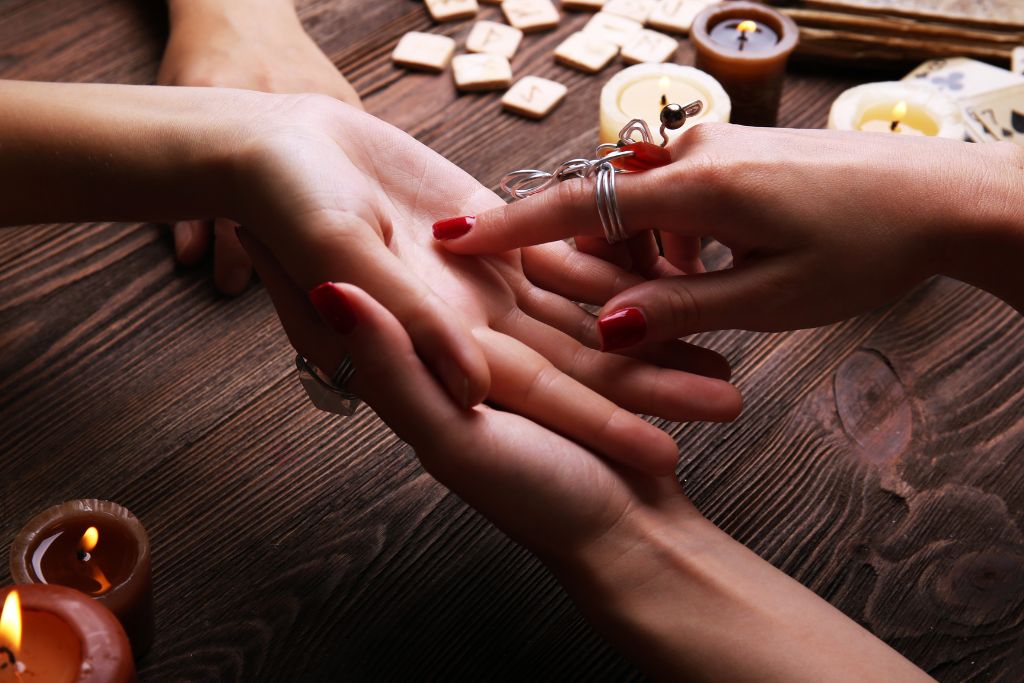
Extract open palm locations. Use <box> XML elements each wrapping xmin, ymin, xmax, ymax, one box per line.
<box><xmin>235</xmin><ymin>96</ymin><xmax>742</xmax><ymax>473</ymax></box>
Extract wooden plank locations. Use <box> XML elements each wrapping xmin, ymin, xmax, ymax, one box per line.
<box><xmin>799</xmin><ymin>0</ymin><xmax>1024</xmax><ymax>30</ymax></box>
<box><xmin>784</xmin><ymin>7</ymin><xmax>1024</xmax><ymax>44</ymax></box>
<box><xmin>793</xmin><ymin>25</ymin><xmax>1015</xmax><ymax>63</ymax></box>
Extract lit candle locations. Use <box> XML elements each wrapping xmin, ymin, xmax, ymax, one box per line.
<box><xmin>599</xmin><ymin>63</ymin><xmax>730</xmax><ymax>145</ymax></box>
<box><xmin>9</xmin><ymin>500</ymin><xmax>153</xmax><ymax>658</ymax></box>
<box><xmin>0</xmin><ymin>585</ymin><xmax>135</xmax><ymax>682</ymax></box>
<box><xmin>690</xmin><ymin>1</ymin><xmax>798</xmax><ymax>127</ymax></box>
<box><xmin>856</xmin><ymin>100</ymin><xmax>929</xmax><ymax>135</ymax></box>
<box><xmin>828</xmin><ymin>81</ymin><xmax>965</xmax><ymax>140</ymax></box>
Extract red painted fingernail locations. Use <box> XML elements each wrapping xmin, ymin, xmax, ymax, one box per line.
<box><xmin>615</xmin><ymin>142</ymin><xmax>671</xmax><ymax>171</ymax></box>
<box><xmin>598</xmin><ymin>307</ymin><xmax>646</xmax><ymax>352</ymax></box>
<box><xmin>309</xmin><ymin>282</ymin><xmax>357</xmax><ymax>334</ymax></box>
<box><xmin>432</xmin><ymin>215</ymin><xmax>475</xmax><ymax>240</ymax></box>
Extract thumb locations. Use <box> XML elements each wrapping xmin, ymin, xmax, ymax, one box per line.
<box><xmin>594</xmin><ymin>265</ymin><xmax>783</xmax><ymax>351</ymax></box>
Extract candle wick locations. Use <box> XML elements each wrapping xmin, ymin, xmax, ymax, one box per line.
<box><xmin>77</xmin><ymin>549</ymin><xmax>90</xmax><ymax>561</ymax></box>
<box><xmin>0</xmin><ymin>645</ymin><xmax>16</xmax><ymax>668</ymax></box>
<box><xmin>890</xmin><ymin>120</ymin><xmax>899</xmax><ymax>132</ymax></box>
<box><xmin>660</xmin><ymin>94</ymin><xmax>667</xmax><ymax>106</ymax></box>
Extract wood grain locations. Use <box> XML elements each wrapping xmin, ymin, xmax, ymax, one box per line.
<box><xmin>1</xmin><ymin>1</ymin><xmax>1022</xmax><ymax>681</ymax></box>
<box><xmin>774</xmin><ymin>0</ymin><xmax>1024</xmax><ymax>64</ymax></box>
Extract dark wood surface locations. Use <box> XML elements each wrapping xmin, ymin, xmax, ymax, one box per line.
<box><xmin>1</xmin><ymin>1</ymin><xmax>1023</xmax><ymax>681</ymax></box>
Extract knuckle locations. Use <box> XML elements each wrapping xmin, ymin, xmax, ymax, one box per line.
<box><xmin>680</xmin><ymin>121</ymin><xmax>726</xmax><ymax>147</ymax></box>
<box><xmin>684</xmin><ymin>150</ymin><xmax>728</xmax><ymax>193</ymax></box>
<box><xmin>521</xmin><ymin>362</ymin><xmax>559</xmax><ymax>406</ymax></box>
<box><xmin>554</xmin><ymin>177</ymin><xmax>594</xmax><ymax>213</ymax></box>
<box><xmin>595</xmin><ymin>407</ymin><xmax>623</xmax><ymax>447</ymax></box>
<box><xmin>564</xmin><ymin>342</ymin><xmax>590</xmax><ymax>379</ymax></box>
<box><xmin>664</xmin><ymin>282</ymin><xmax>702</xmax><ymax>335</ymax></box>
<box><xmin>490</xmin><ymin>204</ymin><xmax>518</xmax><ymax>240</ymax></box>
<box><xmin>577</xmin><ymin>311</ymin><xmax>600</xmax><ymax>349</ymax></box>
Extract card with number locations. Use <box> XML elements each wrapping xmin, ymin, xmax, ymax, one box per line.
<box><xmin>960</xmin><ymin>83</ymin><xmax>1024</xmax><ymax>145</ymax></box>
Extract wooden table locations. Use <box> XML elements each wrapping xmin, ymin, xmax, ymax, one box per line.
<box><xmin>2</xmin><ymin>1</ymin><xmax>1022</xmax><ymax>680</ymax></box>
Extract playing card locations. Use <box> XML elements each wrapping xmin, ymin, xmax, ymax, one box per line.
<box><xmin>904</xmin><ymin>57</ymin><xmax>1024</xmax><ymax>101</ymax></box>
<box><xmin>960</xmin><ymin>83</ymin><xmax>1024</xmax><ymax>145</ymax></box>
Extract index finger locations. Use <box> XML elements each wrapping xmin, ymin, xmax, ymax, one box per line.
<box><xmin>434</xmin><ymin>166</ymin><xmax>702</xmax><ymax>254</ymax></box>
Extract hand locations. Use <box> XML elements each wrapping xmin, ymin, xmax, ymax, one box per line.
<box><xmin>158</xmin><ymin>0</ymin><xmax>361</xmax><ymax>294</ymax></box>
<box><xmin>0</xmin><ymin>80</ymin><xmax>740</xmax><ymax>473</ymax></box>
<box><xmin>437</xmin><ymin>124</ymin><xmax>1024</xmax><ymax>350</ymax></box>
<box><xmin>240</xmin><ymin>230</ymin><xmax>696</xmax><ymax>554</ymax></box>
<box><xmin>232</xmin><ymin>96</ymin><xmax>742</xmax><ymax>474</ymax></box>
<box><xmin>240</xmin><ymin>239</ymin><xmax>932</xmax><ymax>682</ymax></box>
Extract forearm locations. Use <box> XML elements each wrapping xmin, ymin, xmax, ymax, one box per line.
<box><xmin>554</xmin><ymin>511</ymin><xmax>933</xmax><ymax>682</ymax></box>
<box><xmin>0</xmin><ymin>80</ymin><xmax>262</xmax><ymax>227</ymax></box>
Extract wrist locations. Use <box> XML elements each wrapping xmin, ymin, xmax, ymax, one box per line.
<box><xmin>167</xmin><ymin>0</ymin><xmax>300</xmax><ymax>36</ymax></box>
<box><xmin>936</xmin><ymin>142</ymin><xmax>1024</xmax><ymax>310</ymax></box>
<box><xmin>548</xmin><ymin>504</ymin><xmax>713</xmax><ymax>621</ymax></box>
<box><xmin>547</xmin><ymin>504</ymin><xmax>931</xmax><ymax>682</ymax></box>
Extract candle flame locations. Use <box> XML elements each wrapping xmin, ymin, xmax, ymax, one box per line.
<box><xmin>81</xmin><ymin>526</ymin><xmax>99</xmax><ymax>553</ymax></box>
<box><xmin>0</xmin><ymin>591</ymin><xmax>21</xmax><ymax>656</ymax></box>
<box><xmin>658</xmin><ymin>75</ymin><xmax>670</xmax><ymax>91</ymax></box>
<box><xmin>891</xmin><ymin>100</ymin><xmax>908</xmax><ymax>121</ymax></box>
<box><xmin>737</xmin><ymin>20</ymin><xmax>757</xmax><ymax>34</ymax></box>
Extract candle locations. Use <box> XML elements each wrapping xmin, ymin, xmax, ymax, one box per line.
<box><xmin>690</xmin><ymin>1</ymin><xmax>798</xmax><ymax>127</ymax></box>
<box><xmin>9</xmin><ymin>500</ymin><xmax>153</xmax><ymax>658</ymax></box>
<box><xmin>828</xmin><ymin>81</ymin><xmax>965</xmax><ymax>140</ymax></box>
<box><xmin>0</xmin><ymin>585</ymin><xmax>135</xmax><ymax>682</ymax></box>
<box><xmin>599</xmin><ymin>63</ymin><xmax>730</xmax><ymax>145</ymax></box>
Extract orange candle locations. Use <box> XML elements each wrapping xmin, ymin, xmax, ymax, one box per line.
<box><xmin>0</xmin><ymin>585</ymin><xmax>135</xmax><ymax>682</ymax></box>
<box><xmin>690</xmin><ymin>1</ymin><xmax>798</xmax><ymax>126</ymax></box>
<box><xmin>9</xmin><ymin>500</ymin><xmax>153</xmax><ymax>658</ymax></box>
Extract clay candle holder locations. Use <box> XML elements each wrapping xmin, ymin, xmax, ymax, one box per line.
<box><xmin>9</xmin><ymin>500</ymin><xmax>153</xmax><ymax>658</ymax></box>
<box><xmin>0</xmin><ymin>584</ymin><xmax>136</xmax><ymax>682</ymax></box>
<box><xmin>690</xmin><ymin>1</ymin><xmax>798</xmax><ymax>127</ymax></box>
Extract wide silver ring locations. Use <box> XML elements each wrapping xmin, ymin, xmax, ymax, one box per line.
<box><xmin>295</xmin><ymin>354</ymin><xmax>360</xmax><ymax>416</ymax></box>
<box><xmin>595</xmin><ymin>162</ymin><xmax>627</xmax><ymax>244</ymax></box>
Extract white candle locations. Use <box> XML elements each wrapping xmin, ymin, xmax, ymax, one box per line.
<box><xmin>599</xmin><ymin>63</ymin><xmax>731</xmax><ymax>145</ymax></box>
<box><xmin>828</xmin><ymin>81</ymin><xmax>964</xmax><ymax>140</ymax></box>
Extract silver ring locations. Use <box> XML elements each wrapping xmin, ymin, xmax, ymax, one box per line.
<box><xmin>595</xmin><ymin>162</ymin><xmax>627</xmax><ymax>244</ymax></box>
<box><xmin>295</xmin><ymin>354</ymin><xmax>360</xmax><ymax>416</ymax></box>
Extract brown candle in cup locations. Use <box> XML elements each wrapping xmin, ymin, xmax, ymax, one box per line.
<box><xmin>0</xmin><ymin>584</ymin><xmax>136</xmax><ymax>682</ymax></box>
<box><xmin>690</xmin><ymin>1</ymin><xmax>798</xmax><ymax>126</ymax></box>
<box><xmin>9</xmin><ymin>500</ymin><xmax>153</xmax><ymax>658</ymax></box>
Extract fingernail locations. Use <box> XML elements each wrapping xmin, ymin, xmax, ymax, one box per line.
<box><xmin>432</xmin><ymin>215</ymin><xmax>475</xmax><ymax>240</ymax></box>
<box><xmin>309</xmin><ymin>282</ymin><xmax>357</xmax><ymax>334</ymax></box>
<box><xmin>617</xmin><ymin>142</ymin><xmax>671</xmax><ymax>171</ymax></box>
<box><xmin>598</xmin><ymin>307</ymin><xmax>647</xmax><ymax>352</ymax></box>
<box><xmin>173</xmin><ymin>221</ymin><xmax>197</xmax><ymax>255</ymax></box>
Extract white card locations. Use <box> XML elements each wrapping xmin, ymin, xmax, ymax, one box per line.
<box><xmin>960</xmin><ymin>83</ymin><xmax>1024</xmax><ymax>145</ymax></box>
<box><xmin>904</xmin><ymin>57</ymin><xmax>1024</xmax><ymax>102</ymax></box>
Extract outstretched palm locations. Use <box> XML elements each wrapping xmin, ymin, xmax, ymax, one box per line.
<box><xmin>237</xmin><ymin>96</ymin><xmax>742</xmax><ymax>473</ymax></box>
